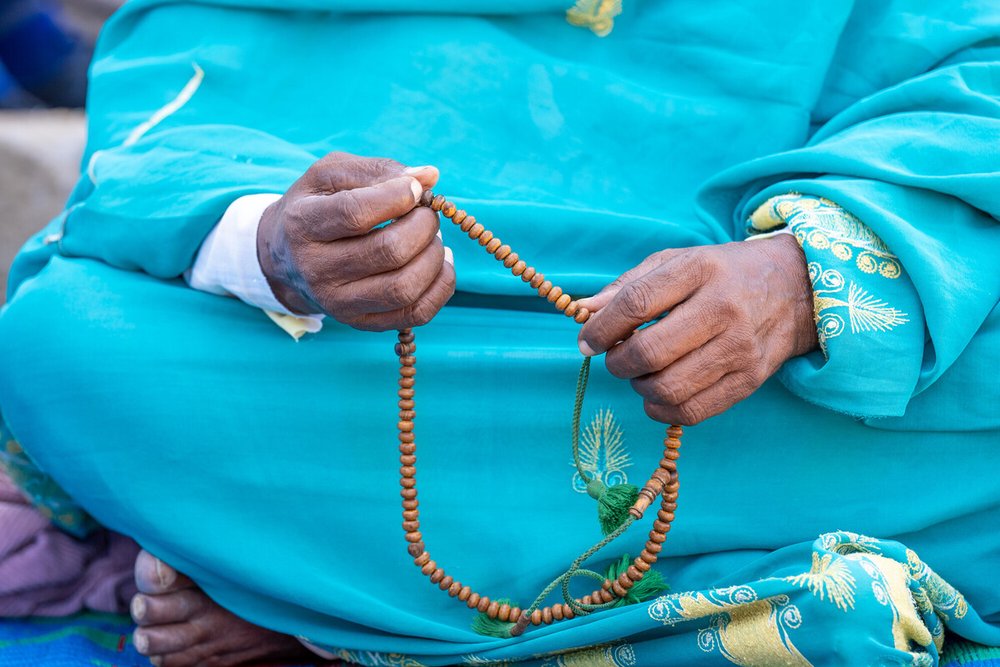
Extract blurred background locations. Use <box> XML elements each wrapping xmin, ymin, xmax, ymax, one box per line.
<box><xmin>0</xmin><ymin>0</ymin><xmax>122</xmax><ymax>303</ymax></box>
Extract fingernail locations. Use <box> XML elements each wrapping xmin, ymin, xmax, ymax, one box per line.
<box><xmin>579</xmin><ymin>340</ymin><xmax>597</xmax><ymax>357</ymax></box>
<box><xmin>154</xmin><ymin>558</ymin><xmax>175</xmax><ymax>589</ymax></box>
<box><xmin>133</xmin><ymin>630</ymin><xmax>149</xmax><ymax>654</ymax></box>
<box><xmin>443</xmin><ymin>246</ymin><xmax>454</xmax><ymax>265</ymax></box>
<box><xmin>403</xmin><ymin>165</ymin><xmax>434</xmax><ymax>175</ymax></box>
<box><xmin>408</xmin><ymin>178</ymin><xmax>423</xmax><ymax>203</ymax></box>
<box><xmin>130</xmin><ymin>595</ymin><xmax>147</xmax><ymax>621</ymax></box>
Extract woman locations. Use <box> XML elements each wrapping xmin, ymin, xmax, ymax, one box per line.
<box><xmin>1</xmin><ymin>1</ymin><xmax>998</xmax><ymax>665</ymax></box>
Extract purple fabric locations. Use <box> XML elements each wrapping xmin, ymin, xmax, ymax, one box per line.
<box><xmin>0</xmin><ymin>468</ymin><xmax>138</xmax><ymax>617</ymax></box>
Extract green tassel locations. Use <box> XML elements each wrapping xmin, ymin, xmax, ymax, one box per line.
<box><xmin>603</xmin><ymin>555</ymin><xmax>669</xmax><ymax>607</ymax></box>
<box><xmin>471</xmin><ymin>598</ymin><xmax>518</xmax><ymax>638</ymax></box>
<box><xmin>587</xmin><ymin>479</ymin><xmax>639</xmax><ymax>535</ymax></box>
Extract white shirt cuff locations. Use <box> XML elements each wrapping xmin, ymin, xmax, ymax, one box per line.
<box><xmin>186</xmin><ymin>193</ymin><xmax>325</xmax><ymax>338</ymax></box>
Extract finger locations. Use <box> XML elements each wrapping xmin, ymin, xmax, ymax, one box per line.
<box><xmin>628</xmin><ymin>335</ymin><xmax>735</xmax><ymax>405</ymax></box>
<box><xmin>577</xmin><ymin>249</ymin><xmax>683</xmax><ymax>313</ymax></box>
<box><xmin>293</xmin><ymin>175</ymin><xmax>423</xmax><ymax>241</ymax></box>
<box><xmin>347</xmin><ymin>259</ymin><xmax>456</xmax><ymax>331</ymax></box>
<box><xmin>603</xmin><ymin>299</ymin><xmax>725</xmax><ymax>379</ymax></box>
<box><xmin>301</xmin><ymin>152</ymin><xmax>439</xmax><ymax>193</ymax></box>
<box><xmin>322</xmin><ymin>205</ymin><xmax>441</xmax><ymax>281</ymax></box>
<box><xmin>321</xmin><ymin>238</ymin><xmax>446</xmax><ymax>315</ymax></box>
<box><xmin>642</xmin><ymin>369</ymin><xmax>761</xmax><ymax>425</ymax></box>
<box><xmin>579</xmin><ymin>252</ymin><xmax>709</xmax><ymax>356</ymax></box>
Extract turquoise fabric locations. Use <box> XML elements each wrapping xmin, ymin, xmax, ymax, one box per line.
<box><xmin>1</xmin><ymin>1</ymin><xmax>998</xmax><ymax>665</ymax></box>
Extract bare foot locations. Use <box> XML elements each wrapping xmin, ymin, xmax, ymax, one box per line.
<box><xmin>130</xmin><ymin>550</ymin><xmax>316</xmax><ymax>666</ymax></box>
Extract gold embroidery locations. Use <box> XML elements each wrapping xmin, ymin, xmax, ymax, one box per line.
<box><xmin>649</xmin><ymin>587</ymin><xmax>811</xmax><ymax>667</ymax></box>
<box><xmin>540</xmin><ymin>642</ymin><xmax>637</xmax><ymax>667</ymax></box>
<box><xmin>566</xmin><ymin>0</ymin><xmax>622</xmax><ymax>37</ymax></box>
<box><xmin>571</xmin><ymin>408</ymin><xmax>633</xmax><ymax>493</ymax></box>
<box><xmin>332</xmin><ymin>649</ymin><xmax>427</xmax><ymax>667</ymax></box>
<box><xmin>784</xmin><ymin>552</ymin><xmax>857</xmax><ymax>612</ymax></box>
<box><xmin>809</xmin><ymin>263</ymin><xmax>909</xmax><ymax>353</ymax></box>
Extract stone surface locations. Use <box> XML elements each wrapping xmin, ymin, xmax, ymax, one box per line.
<box><xmin>0</xmin><ymin>110</ymin><xmax>86</xmax><ymax>303</ymax></box>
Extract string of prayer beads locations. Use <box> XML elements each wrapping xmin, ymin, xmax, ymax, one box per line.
<box><xmin>395</xmin><ymin>191</ymin><xmax>683</xmax><ymax>637</ymax></box>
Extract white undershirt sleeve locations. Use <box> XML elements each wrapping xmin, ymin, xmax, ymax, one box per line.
<box><xmin>185</xmin><ymin>193</ymin><xmax>325</xmax><ymax>338</ymax></box>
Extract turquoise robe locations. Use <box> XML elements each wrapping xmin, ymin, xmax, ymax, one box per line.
<box><xmin>1</xmin><ymin>1</ymin><xmax>998</xmax><ymax>664</ymax></box>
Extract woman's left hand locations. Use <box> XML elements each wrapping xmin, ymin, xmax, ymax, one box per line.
<box><xmin>577</xmin><ymin>234</ymin><xmax>819</xmax><ymax>425</ymax></box>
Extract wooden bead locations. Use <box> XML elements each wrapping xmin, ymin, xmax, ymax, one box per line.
<box><xmin>399</xmin><ymin>443</ymin><xmax>416</xmax><ymax>455</ymax></box>
<box><xmin>529</xmin><ymin>274</ymin><xmax>545</xmax><ymax>289</ymax></box>
<box><xmin>394</xmin><ymin>342</ymin><xmax>414</xmax><ymax>356</ymax></box>
<box><xmin>468</xmin><ymin>223</ymin><xmax>485</xmax><ymax>239</ymax></box>
<box><xmin>402</xmin><ymin>499</ymin><xmax>419</xmax><ymax>510</ymax></box>
<box><xmin>521</xmin><ymin>266</ymin><xmax>536</xmax><ymax>282</ymax></box>
<box><xmin>398</xmin><ymin>388</ymin><xmax>415</xmax><ymax>399</ymax></box>
<box><xmin>531</xmin><ymin>610</ymin><xmax>543</xmax><ymax>626</ymax></box>
<box><xmin>477</xmin><ymin>597</ymin><xmax>491</xmax><ymax>613</ymax></box>
<box><xmin>653</xmin><ymin>520</ymin><xmax>671</xmax><ymax>532</ymax></box>
<box><xmin>633</xmin><ymin>558</ymin><xmax>651</xmax><ymax>572</ymax></box>
<box><xmin>503</xmin><ymin>252</ymin><xmax>519</xmax><ymax>268</ymax></box>
<box><xmin>467</xmin><ymin>592</ymin><xmax>480</xmax><ymax>608</ymax></box>
<box><xmin>537</xmin><ymin>280</ymin><xmax>552</xmax><ymax>297</ymax></box>
<box><xmin>511</xmin><ymin>261</ymin><xmax>527</xmax><ymax>276</ymax></box>
<box><xmin>668</xmin><ymin>425</ymin><xmax>684</xmax><ymax>438</ymax></box>
<box><xmin>555</xmin><ymin>294</ymin><xmax>572</xmax><ymax>311</ymax></box>
<box><xmin>438</xmin><ymin>575</ymin><xmax>454</xmax><ymax>590</ymax></box>
<box><xmin>460</xmin><ymin>215</ymin><xmax>476</xmax><ymax>232</ymax></box>
<box><xmin>546</xmin><ymin>285</ymin><xmax>562</xmax><ymax>302</ymax></box>
<box><xmin>497</xmin><ymin>603</ymin><xmax>511</xmax><ymax>622</ymax></box>
<box><xmin>419</xmin><ymin>191</ymin><xmax>434</xmax><ymax>207</ymax></box>
<box><xmin>398</xmin><ymin>331</ymin><xmax>415</xmax><ymax>343</ymax></box>
<box><xmin>485</xmin><ymin>238</ymin><xmax>502</xmax><ymax>253</ymax></box>
<box><xmin>400</xmin><ymin>455</ymin><xmax>417</xmax><ymax>466</ymax></box>
<box><xmin>562</xmin><ymin>604</ymin><xmax>575</xmax><ymax>620</ymax></box>
<box><xmin>399</xmin><ymin>432</ymin><xmax>415</xmax><ymax>443</ymax></box>
<box><xmin>442</xmin><ymin>202</ymin><xmax>457</xmax><ymax>217</ymax></box>
<box><xmin>414</xmin><ymin>552</ymin><xmax>430</xmax><ymax>566</ymax></box>
<box><xmin>407</xmin><ymin>542</ymin><xmax>424</xmax><ymax>557</ymax></box>
<box><xmin>398</xmin><ymin>377</ymin><xmax>415</xmax><ymax>388</ymax></box>
<box><xmin>398</xmin><ymin>421</ymin><xmax>414</xmax><ymax>433</ymax></box>
<box><xmin>400</xmin><ymin>366</ymin><xmax>417</xmax><ymax>378</ymax></box>
<box><xmin>400</xmin><ymin>477</ymin><xmax>416</xmax><ymax>489</ymax></box>
<box><xmin>649</xmin><ymin>531</ymin><xmax>667</xmax><ymax>544</ymax></box>
<box><xmin>611</xmin><ymin>580</ymin><xmax>628</xmax><ymax>597</ymax></box>
<box><xmin>601</xmin><ymin>579</ymin><xmax>612</xmax><ymax>591</ymax></box>
<box><xmin>627</xmin><ymin>565</ymin><xmax>644</xmax><ymax>582</ymax></box>
<box><xmin>552</xmin><ymin>604</ymin><xmax>564</xmax><ymax>621</ymax></box>
<box><xmin>451</xmin><ymin>210</ymin><xmax>467</xmax><ymax>225</ymax></box>
<box><xmin>402</xmin><ymin>509</ymin><xmax>419</xmax><ymax>521</ymax></box>
<box><xmin>564</xmin><ymin>300</ymin><xmax>579</xmax><ymax>316</ymax></box>
<box><xmin>448</xmin><ymin>581</ymin><xmax>462</xmax><ymax>597</ymax></box>
<box><xmin>574</xmin><ymin>307</ymin><xmax>590</xmax><ymax>323</ymax></box>
<box><xmin>421</xmin><ymin>560</ymin><xmax>437</xmax><ymax>575</ymax></box>
<box><xmin>581</xmin><ymin>595</ymin><xmax>593</xmax><ymax>605</ymax></box>
<box><xmin>542</xmin><ymin>607</ymin><xmax>553</xmax><ymax>624</ymax></box>
<box><xmin>400</xmin><ymin>488</ymin><xmax>417</xmax><ymax>500</ymax></box>
<box><xmin>494</xmin><ymin>245</ymin><xmax>511</xmax><ymax>260</ymax></box>
<box><xmin>617</xmin><ymin>573</ymin><xmax>636</xmax><ymax>590</ymax></box>
<box><xmin>405</xmin><ymin>531</ymin><xmax>422</xmax><ymax>543</ymax></box>
<box><xmin>431</xmin><ymin>195</ymin><xmax>445</xmax><ymax>211</ymax></box>
<box><xmin>398</xmin><ymin>399</ymin><xmax>415</xmax><ymax>410</ymax></box>
<box><xmin>599</xmin><ymin>588</ymin><xmax>615</xmax><ymax>602</ymax></box>
<box><xmin>509</xmin><ymin>607</ymin><xmax>522</xmax><ymax>623</ymax></box>
<box><xmin>430</xmin><ymin>568</ymin><xmax>445</xmax><ymax>584</ymax></box>
<box><xmin>458</xmin><ymin>586</ymin><xmax>472</xmax><ymax>601</ymax></box>
<box><xmin>399</xmin><ymin>356</ymin><xmax>416</xmax><ymax>367</ymax></box>
<box><xmin>477</xmin><ymin>230</ymin><xmax>494</xmax><ymax>246</ymax></box>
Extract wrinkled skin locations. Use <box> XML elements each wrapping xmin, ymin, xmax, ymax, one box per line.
<box><xmin>257</xmin><ymin>152</ymin><xmax>455</xmax><ymax>330</ymax></box>
<box><xmin>578</xmin><ymin>235</ymin><xmax>819</xmax><ymax>425</ymax></box>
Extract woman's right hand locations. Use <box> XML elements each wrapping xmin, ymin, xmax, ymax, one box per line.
<box><xmin>256</xmin><ymin>152</ymin><xmax>455</xmax><ymax>331</ymax></box>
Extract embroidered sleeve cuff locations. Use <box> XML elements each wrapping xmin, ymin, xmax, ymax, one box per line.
<box><xmin>746</xmin><ymin>194</ymin><xmax>922</xmax><ymax>418</ymax></box>
<box><xmin>185</xmin><ymin>193</ymin><xmax>324</xmax><ymax>339</ymax></box>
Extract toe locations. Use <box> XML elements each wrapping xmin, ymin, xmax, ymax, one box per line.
<box><xmin>131</xmin><ymin>590</ymin><xmax>207</xmax><ymax>626</ymax></box>
<box><xmin>135</xmin><ymin>550</ymin><xmax>193</xmax><ymax>594</ymax></box>
<box><xmin>133</xmin><ymin>622</ymin><xmax>204</xmax><ymax>657</ymax></box>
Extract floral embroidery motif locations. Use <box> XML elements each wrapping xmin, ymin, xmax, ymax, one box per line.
<box><xmin>649</xmin><ymin>587</ymin><xmax>810</xmax><ymax>666</ymax></box>
<box><xmin>571</xmin><ymin>408</ymin><xmax>633</xmax><ymax>493</ymax></box>
<box><xmin>540</xmin><ymin>642</ymin><xmax>637</xmax><ymax>667</ymax></box>
<box><xmin>566</xmin><ymin>0</ymin><xmax>622</xmax><ymax>37</ymax></box>
<box><xmin>809</xmin><ymin>263</ymin><xmax>909</xmax><ymax>352</ymax></box>
<box><xmin>784</xmin><ymin>552</ymin><xmax>857</xmax><ymax>612</ymax></box>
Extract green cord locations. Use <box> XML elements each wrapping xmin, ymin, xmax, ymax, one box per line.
<box><xmin>571</xmin><ymin>356</ymin><xmax>592</xmax><ymax>483</ymax></box>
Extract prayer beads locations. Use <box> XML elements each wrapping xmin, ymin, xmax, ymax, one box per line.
<box><xmin>396</xmin><ymin>192</ymin><xmax>682</xmax><ymax>637</ymax></box>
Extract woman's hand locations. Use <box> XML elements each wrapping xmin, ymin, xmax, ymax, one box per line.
<box><xmin>257</xmin><ymin>152</ymin><xmax>455</xmax><ymax>331</ymax></box>
<box><xmin>577</xmin><ymin>235</ymin><xmax>818</xmax><ymax>425</ymax></box>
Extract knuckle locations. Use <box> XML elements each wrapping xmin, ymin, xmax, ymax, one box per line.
<box><xmin>372</xmin><ymin>233</ymin><xmax>409</xmax><ymax>269</ymax></box>
<box><xmin>654</xmin><ymin>379</ymin><xmax>684</xmax><ymax>406</ymax></box>
<box><xmin>408</xmin><ymin>300</ymin><xmax>437</xmax><ymax>327</ymax></box>
<box><xmin>337</xmin><ymin>191</ymin><xmax>375</xmax><ymax>234</ymax></box>
<box><xmin>675</xmin><ymin>402</ymin><xmax>705</xmax><ymax>426</ymax></box>
<box><xmin>385</xmin><ymin>275</ymin><xmax>423</xmax><ymax>308</ymax></box>
<box><xmin>618</xmin><ymin>280</ymin><xmax>656</xmax><ymax>321</ymax></box>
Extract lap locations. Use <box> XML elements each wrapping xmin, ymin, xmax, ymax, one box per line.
<box><xmin>2</xmin><ymin>256</ymin><xmax>998</xmax><ymax>662</ymax></box>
